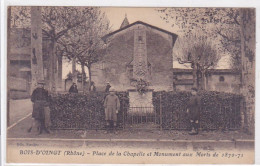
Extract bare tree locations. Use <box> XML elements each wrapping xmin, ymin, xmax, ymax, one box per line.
<box><xmin>59</xmin><ymin>8</ymin><xmax>110</xmax><ymax>92</ymax></box>
<box><xmin>176</xmin><ymin>35</ymin><xmax>219</xmax><ymax>90</ymax></box>
<box><xmin>10</xmin><ymin>7</ymin><xmax>95</xmax><ymax>91</ymax></box>
<box><xmin>157</xmin><ymin>8</ymin><xmax>242</xmax><ymax>69</ymax></box>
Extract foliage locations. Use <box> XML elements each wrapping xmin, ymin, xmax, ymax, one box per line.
<box><xmin>10</xmin><ymin>7</ymin><xmax>100</xmax><ymax>91</ymax></box>
<box><xmin>10</xmin><ymin>7</ymin><xmax>95</xmax><ymax>41</ymax></box>
<box><xmin>66</xmin><ymin>72</ymin><xmax>73</xmax><ymax>80</ymax></box>
<box><xmin>58</xmin><ymin>8</ymin><xmax>110</xmax><ymax>91</ymax></box>
<box><xmin>175</xmin><ymin>35</ymin><xmax>219</xmax><ymax>89</ymax></box>
<box><xmin>49</xmin><ymin>92</ymin><xmax>129</xmax><ymax>129</ymax></box>
<box><xmin>153</xmin><ymin>91</ymin><xmax>242</xmax><ymax>130</ymax></box>
<box><xmin>157</xmin><ymin>8</ymin><xmax>242</xmax><ymax>68</ymax></box>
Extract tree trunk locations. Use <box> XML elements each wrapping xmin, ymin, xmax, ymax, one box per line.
<box><xmin>81</xmin><ymin>64</ymin><xmax>86</xmax><ymax>93</ymax></box>
<box><xmin>53</xmin><ymin>41</ymin><xmax>58</xmax><ymax>92</ymax></box>
<box><xmin>240</xmin><ymin>9</ymin><xmax>246</xmax><ymax>89</ymax></box>
<box><xmin>88</xmin><ymin>65</ymin><xmax>92</xmax><ymax>91</ymax></box>
<box><xmin>72</xmin><ymin>57</ymin><xmax>77</xmax><ymax>83</ymax></box>
<box><xmin>57</xmin><ymin>54</ymin><xmax>62</xmax><ymax>90</ymax></box>
<box><xmin>239</xmin><ymin>9</ymin><xmax>255</xmax><ymax>134</ymax></box>
<box><xmin>201</xmin><ymin>70</ymin><xmax>206</xmax><ymax>90</ymax></box>
<box><xmin>48</xmin><ymin>40</ymin><xmax>57</xmax><ymax>92</ymax></box>
<box><xmin>192</xmin><ymin>63</ymin><xmax>198</xmax><ymax>88</ymax></box>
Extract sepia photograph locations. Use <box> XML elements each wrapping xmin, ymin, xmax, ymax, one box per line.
<box><xmin>4</xmin><ymin>5</ymin><xmax>256</xmax><ymax>164</ymax></box>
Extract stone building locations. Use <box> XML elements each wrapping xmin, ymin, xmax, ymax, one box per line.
<box><xmin>92</xmin><ymin>17</ymin><xmax>178</xmax><ymax>92</ymax></box>
<box><xmin>172</xmin><ymin>68</ymin><xmax>241</xmax><ymax>93</ymax></box>
<box><xmin>8</xmin><ymin>28</ymin><xmax>63</xmax><ymax>98</ymax></box>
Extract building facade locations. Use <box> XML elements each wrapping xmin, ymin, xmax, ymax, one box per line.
<box><xmin>8</xmin><ymin>28</ymin><xmax>62</xmax><ymax>98</ymax></box>
<box><xmin>92</xmin><ymin>19</ymin><xmax>178</xmax><ymax>91</ymax></box>
<box><xmin>173</xmin><ymin>68</ymin><xmax>241</xmax><ymax>93</ymax></box>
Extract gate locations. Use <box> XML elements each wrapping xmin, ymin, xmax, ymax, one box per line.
<box><xmin>122</xmin><ymin>106</ymin><xmax>161</xmax><ymax>130</ymax></box>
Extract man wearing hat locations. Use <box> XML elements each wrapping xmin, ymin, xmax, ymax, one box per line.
<box><xmin>186</xmin><ymin>87</ymin><xmax>201</xmax><ymax>135</ymax></box>
<box><xmin>69</xmin><ymin>82</ymin><xmax>78</xmax><ymax>93</ymax></box>
<box><xmin>29</xmin><ymin>80</ymin><xmax>50</xmax><ymax>135</ymax></box>
<box><xmin>104</xmin><ymin>88</ymin><xmax>120</xmax><ymax>132</ymax></box>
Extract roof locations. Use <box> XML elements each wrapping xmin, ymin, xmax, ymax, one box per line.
<box><xmin>207</xmin><ymin>69</ymin><xmax>241</xmax><ymax>74</ymax></box>
<box><xmin>172</xmin><ymin>68</ymin><xmax>241</xmax><ymax>74</ymax></box>
<box><xmin>102</xmin><ymin>21</ymin><xmax>178</xmax><ymax>46</ymax></box>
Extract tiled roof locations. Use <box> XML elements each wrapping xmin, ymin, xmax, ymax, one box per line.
<box><xmin>102</xmin><ymin>21</ymin><xmax>178</xmax><ymax>46</ymax></box>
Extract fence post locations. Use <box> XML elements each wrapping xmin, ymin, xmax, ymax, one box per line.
<box><xmin>159</xmin><ymin>92</ymin><xmax>162</xmax><ymax>131</ymax></box>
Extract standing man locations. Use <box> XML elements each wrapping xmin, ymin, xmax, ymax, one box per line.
<box><xmin>69</xmin><ymin>82</ymin><xmax>78</xmax><ymax>93</ymax></box>
<box><xmin>29</xmin><ymin>80</ymin><xmax>50</xmax><ymax>135</ymax></box>
<box><xmin>90</xmin><ymin>82</ymin><xmax>96</xmax><ymax>92</ymax></box>
<box><xmin>104</xmin><ymin>88</ymin><xmax>120</xmax><ymax>132</ymax></box>
<box><xmin>187</xmin><ymin>87</ymin><xmax>201</xmax><ymax>135</ymax></box>
<box><xmin>105</xmin><ymin>82</ymin><xmax>111</xmax><ymax>92</ymax></box>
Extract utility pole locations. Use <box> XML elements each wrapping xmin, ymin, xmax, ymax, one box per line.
<box><xmin>30</xmin><ymin>6</ymin><xmax>44</xmax><ymax>92</ymax></box>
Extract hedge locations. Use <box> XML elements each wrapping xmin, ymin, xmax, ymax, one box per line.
<box><xmin>49</xmin><ymin>91</ymin><xmax>242</xmax><ymax>130</ymax></box>
<box><xmin>153</xmin><ymin>91</ymin><xmax>243</xmax><ymax>130</ymax></box>
<box><xmin>49</xmin><ymin>92</ymin><xmax>129</xmax><ymax>129</ymax></box>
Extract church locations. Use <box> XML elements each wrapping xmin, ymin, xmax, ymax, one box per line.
<box><xmin>92</xmin><ymin>16</ymin><xmax>178</xmax><ymax>92</ymax></box>
<box><xmin>92</xmin><ymin>16</ymin><xmax>241</xmax><ymax>93</ymax></box>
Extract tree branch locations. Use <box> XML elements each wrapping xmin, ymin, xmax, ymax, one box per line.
<box><xmin>55</xmin><ymin>20</ymin><xmax>86</xmax><ymax>40</ymax></box>
<box><xmin>217</xmin><ymin>30</ymin><xmax>241</xmax><ymax>44</ymax></box>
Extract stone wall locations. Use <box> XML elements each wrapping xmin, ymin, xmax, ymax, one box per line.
<box><xmin>206</xmin><ymin>74</ymin><xmax>241</xmax><ymax>93</ymax></box>
<box><xmin>173</xmin><ymin>70</ymin><xmax>241</xmax><ymax>93</ymax></box>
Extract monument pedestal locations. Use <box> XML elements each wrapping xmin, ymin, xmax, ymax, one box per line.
<box><xmin>128</xmin><ymin>89</ymin><xmax>154</xmax><ymax>115</ymax></box>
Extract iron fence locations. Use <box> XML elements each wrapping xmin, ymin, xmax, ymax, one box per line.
<box><xmin>122</xmin><ymin>107</ymin><xmax>160</xmax><ymax>129</ymax></box>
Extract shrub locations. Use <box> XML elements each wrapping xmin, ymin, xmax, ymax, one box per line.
<box><xmin>49</xmin><ymin>92</ymin><xmax>129</xmax><ymax>129</ymax></box>
<box><xmin>153</xmin><ymin>91</ymin><xmax>242</xmax><ymax>130</ymax></box>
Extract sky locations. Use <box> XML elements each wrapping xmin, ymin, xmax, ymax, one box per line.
<box><xmin>62</xmin><ymin>7</ymin><xmax>231</xmax><ymax>79</ymax></box>
<box><xmin>101</xmin><ymin>7</ymin><xmax>177</xmax><ymax>32</ymax></box>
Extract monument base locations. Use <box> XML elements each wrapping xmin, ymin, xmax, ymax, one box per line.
<box><xmin>128</xmin><ymin>89</ymin><xmax>154</xmax><ymax>115</ymax></box>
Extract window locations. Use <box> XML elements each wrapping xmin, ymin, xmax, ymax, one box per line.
<box><xmin>219</xmin><ymin>76</ymin><xmax>225</xmax><ymax>82</ymax></box>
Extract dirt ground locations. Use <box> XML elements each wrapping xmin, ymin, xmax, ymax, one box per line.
<box><xmin>7</xmin><ymin>115</ymin><xmax>254</xmax><ymax>141</ymax></box>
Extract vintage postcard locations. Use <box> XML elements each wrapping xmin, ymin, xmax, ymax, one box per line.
<box><xmin>3</xmin><ymin>5</ymin><xmax>256</xmax><ymax>164</ymax></box>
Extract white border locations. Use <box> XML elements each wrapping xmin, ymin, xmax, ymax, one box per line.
<box><xmin>1</xmin><ymin>0</ymin><xmax>260</xmax><ymax>166</ymax></box>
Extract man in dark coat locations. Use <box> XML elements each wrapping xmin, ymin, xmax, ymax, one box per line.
<box><xmin>29</xmin><ymin>80</ymin><xmax>50</xmax><ymax>135</ymax></box>
<box><xmin>104</xmin><ymin>88</ymin><xmax>120</xmax><ymax>132</ymax></box>
<box><xmin>69</xmin><ymin>83</ymin><xmax>78</xmax><ymax>93</ymax></box>
<box><xmin>187</xmin><ymin>87</ymin><xmax>201</xmax><ymax>135</ymax></box>
<box><xmin>105</xmin><ymin>82</ymin><xmax>111</xmax><ymax>92</ymax></box>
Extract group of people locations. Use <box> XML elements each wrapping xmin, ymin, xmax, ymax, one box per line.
<box><xmin>29</xmin><ymin>80</ymin><xmax>201</xmax><ymax>135</ymax></box>
<box><xmin>68</xmin><ymin>82</ymin><xmax>97</xmax><ymax>93</ymax></box>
